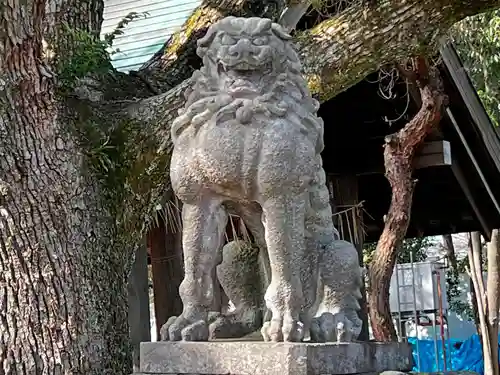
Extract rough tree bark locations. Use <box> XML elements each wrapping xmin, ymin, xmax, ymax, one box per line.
<box><xmin>469</xmin><ymin>232</ymin><xmax>484</xmax><ymax>339</ymax></box>
<box><xmin>485</xmin><ymin>230</ymin><xmax>500</xmax><ymax>375</ymax></box>
<box><xmin>443</xmin><ymin>234</ymin><xmax>458</xmax><ymax>271</ymax></box>
<box><xmin>139</xmin><ymin>0</ymin><xmax>287</xmax><ymax>91</ymax></box>
<box><xmin>139</xmin><ymin>0</ymin><xmax>500</xmax><ymax>96</ymax></box>
<box><xmin>468</xmin><ymin>230</ymin><xmax>500</xmax><ymax>375</ymax></box>
<box><xmin>367</xmin><ymin>57</ymin><xmax>446</xmax><ymax>341</ymax></box>
<box><xmin>0</xmin><ymin>0</ymin><xmax>135</xmax><ymax>374</ymax></box>
<box><xmin>1</xmin><ymin>0</ymin><xmax>499</xmax><ymax>373</ymax></box>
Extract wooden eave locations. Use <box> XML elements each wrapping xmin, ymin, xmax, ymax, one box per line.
<box><xmin>320</xmin><ymin>42</ymin><xmax>500</xmax><ymax>242</ymax></box>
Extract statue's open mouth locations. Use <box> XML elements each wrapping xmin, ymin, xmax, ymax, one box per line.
<box><xmin>218</xmin><ymin>61</ymin><xmax>273</xmax><ymax>76</ymax></box>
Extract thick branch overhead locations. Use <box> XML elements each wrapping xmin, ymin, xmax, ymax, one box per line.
<box><xmin>139</xmin><ymin>0</ymin><xmax>287</xmax><ymax>91</ymax></box>
<box><xmin>123</xmin><ymin>0</ymin><xmax>499</xmax><ymax>189</ymax></box>
<box><xmin>296</xmin><ymin>0</ymin><xmax>500</xmax><ymax>100</ymax></box>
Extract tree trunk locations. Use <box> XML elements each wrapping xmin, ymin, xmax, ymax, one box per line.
<box><xmin>1</xmin><ymin>0</ymin><xmax>500</xmax><ymax>373</ymax></box>
<box><xmin>485</xmin><ymin>229</ymin><xmax>500</xmax><ymax>375</ymax></box>
<box><xmin>0</xmin><ymin>1</ymin><xmax>134</xmax><ymax>374</ymax></box>
<box><xmin>466</xmin><ymin>233</ymin><xmax>483</xmax><ymax>338</ymax></box>
<box><xmin>367</xmin><ymin>57</ymin><xmax>446</xmax><ymax>341</ymax></box>
<box><xmin>443</xmin><ymin>234</ymin><xmax>458</xmax><ymax>271</ymax></box>
<box><xmin>469</xmin><ymin>230</ymin><xmax>500</xmax><ymax>375</ymax></box>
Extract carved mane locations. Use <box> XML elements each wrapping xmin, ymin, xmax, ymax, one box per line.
<box><xmin>171</xmin><ymin>17</ymin><xmax>325</xmax><ymax>154</ymax></box>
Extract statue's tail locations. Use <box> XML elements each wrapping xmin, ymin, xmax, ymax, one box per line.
<box><xmin>318</xmin><ymin>240</ymin><xmax>363</xmax><ymax>313</ymax></box>
<box><xmin>305</xmin><ymin>155</ymin><xmax>339</xmax><ymax>245</ymax></box>
<box><xmin>316</xmin><ymin>239</ymin><xmax>363</xmax><ymax>339</ymax></box>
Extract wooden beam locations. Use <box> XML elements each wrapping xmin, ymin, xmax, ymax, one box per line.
<box><xmin>440</xmin><ymin>43</ymin><xmax>500</xmax><ymax>173</ymax></box>
<box><xmin>451</xmin><ymin>156</ymin><xmax>491</xmax><ymax>238</ymax></box>
<box><xmin>149</xmin><ymin>216</ymin><xmax>183</xmax><ymax>339</ymax></box>
<box><xmin>445</xmin><ymin>108</ymin><xmax>500</xmax><ymax>225</ymax></box>
<box><xmin>329</xmin><ymin>175</ymin><xmax>369</xmax><ymax>341</ymax></box>
<box><xmin>128</xmin><ymin>239</ymin><xmax>151</xmax><ymax>371</ymax></box>
<box><xmin>414</xmin><ymin>140</ymin><xmax>451</xmax><ymax>169</ymax></box>
<box><xmin>354</xmin><ymin>140</ymin><xmax>451</xmax><ymax>176</ymax></box>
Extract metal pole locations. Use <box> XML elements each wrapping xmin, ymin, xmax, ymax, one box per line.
<box><xmin>410</xmin><ymin>252</ymin><xmax>421</xmax><ymax>371</ymax></box>
<box><xmin>431</xmin><ymin>270</ymin><xmax>440</xmax><ymax>371</ymax></box>
<box><xmin>395</xmin><ymin>261</ymin><xmax>403</xmax><ymax>341</ymax></box>
<box><xmin>445</xmin><ymin>313</ymin><xmax>452</xmax><ymax>370</ymax></box>
<box><xmin>443</xmin><ymin>268</ymin><xmax>453</xmax><ymax>371</ymax></box>
<box><xmin>436</xmin><ymin>270</ymin><xmax>447</xmax><ymax>371</ymax></box>
<box><xmin>432</xmin><ymin>311</ymin><xmax>439</xmax><ymax>371</ymax></box>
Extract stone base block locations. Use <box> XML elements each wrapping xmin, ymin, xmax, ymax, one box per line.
<box><xmin>139</xmin><ymin>341</ymin><xmax>413</xmax><ymax>375</ymax></box>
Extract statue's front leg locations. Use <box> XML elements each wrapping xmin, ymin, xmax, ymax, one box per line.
<box><xmin>312</xmin><ymin>240</ymin><xmax>363</xmax><ymax>342</ymax></box>
<box><xmin>261</xmin><ymin>195</ymin><xmax>306</xmax><ymax>342</ymax></box>
<box><xmin>165</xmin><ymin>198</ymin><xmax>228</xmax><ymax>341</ymax></box>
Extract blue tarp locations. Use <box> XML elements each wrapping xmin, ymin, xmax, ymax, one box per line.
<box><xmin>409</xmin><ymin>335</ymin><xmax>500</xmax><ymax>375</ymax></box>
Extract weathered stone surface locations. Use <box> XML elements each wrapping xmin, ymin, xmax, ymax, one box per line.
<box><xmin>139</xmin><ymin>341</ymin><xmax>413</xmax><ymax>375</ymax></box>
<box><xmin>165</xmin><ymin>15</ymin><xmax>363</xmax><ymax>343</ymax></box>
<box><xmin>379</xmin><ymin>372</ymin><xmax>479</xmax><ymax>375</ymax></box>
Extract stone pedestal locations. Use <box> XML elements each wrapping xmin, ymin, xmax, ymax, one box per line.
<box><xmin>136</xmin><ymin>341</ymin><xmax>413</xmax><ymax>375</ymax></box>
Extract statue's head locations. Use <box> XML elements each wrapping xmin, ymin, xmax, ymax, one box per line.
<box><xmin>173</xmin><ymin>16</ymin><xmax>322</xmax><ymax>148</ymax></box>
<box><xmin>196</xmin><ymin>16</ymin><xmax>299</xmax><ymax>78</ymax></box>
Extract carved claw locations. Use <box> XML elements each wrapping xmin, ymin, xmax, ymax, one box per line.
<box><xmin>160</xmin><ymin>316</ymin><xmax>178</xmax><ymax>341</ymax></box>
<box><xmin>208</xmin><ymin>309</ymin><xmax>263</xmax><ymax>339</ymax></box>
<box><xmin>260</xmin><ymin>319</ymin><xmax>304</xmax><ymax>342</ymax></box>
<box><xmin>159</xmin><ymin>315</ymin><xmax>210</xmax><ymax>341</ymax></box>
<box><xmin>310</xmin><ymin>312</ymin><xmax>355</xmax><ymax>343</ymax></box>
<box><xmin>179</xmin><ymin>320</ymin><xmax>210</xmax><ymax>341</ymax></box>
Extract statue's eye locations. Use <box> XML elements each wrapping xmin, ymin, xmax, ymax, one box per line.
<box><xmin>221</xmin><ymin>34</ymin><xmax>237</xmax><ymax>45</ymax></box>
<box><xmin>253</xmin><ymin>37</ymin><xmax>268</xmax><ymax>46</ymax></box>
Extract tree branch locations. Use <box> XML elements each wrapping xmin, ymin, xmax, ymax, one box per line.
<box><xmin>142</xmin><ymin>0</ymin><xmax>500</xmax><ymax>99</ymax></box>
<box><xmin>486</xmin><ymin>229</ymin><xmax>500</xmax><ymax>375</ymax></box>
<box><xmin>296</xmin><ymin>0</ymin><xmax>500</xmax><ymax>101</ymax></box>
<box><xmin>91</xmin><ymin>0</ymin><xmax>500</xmax><ymax>214</ymax></box>
<box><xmin>367</xmin><ymin>56</ymin><xmax>446</xmax><ymax>341</ymax></box>
<box><xmin>138</xmin><ymin>0</ymin><xmax>287</xmax><ymax>92</ymax></box>
<box><xmin>442</xmin><ymin>234</ymin><xmax>459</xmax><ymax>272</ymax></box>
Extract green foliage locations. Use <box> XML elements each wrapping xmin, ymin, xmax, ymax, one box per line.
<box><xmin>103</xmin><ymin>12</ymin><xmax>149</xmax><ymax>47</ymax></box>
<box><xmin>446</xmin><ymin>256</ymin><xmax>475</xmax><ymax>321</ymax></box>
<box><xmin>55</xmin><ymin>23</ymin><xmax>112</xmax><ymax>92</ymax></box>
<box><xmin>447</xmin><ymin>238</ymin><xmax>487</xmax><ymax>321</ymax></box>
<box><xmin>55</xmin><ymin>12</ymin><xmax>147</xmax><ymax>93</ymax></box>
<box><xmin>79</xmin><ymin>113</ymin><xmax>167</xmax><ymax>220</ymax></box>
<box><xmin>363</xmin><ymin>236</ymin><xmax>477</xmax><ymax>321</ymax></box>
<box><xmin>453</xmin><ymin>10</ymin><xmax>500</xmax><ymax>126</ymax></box>
<box><xmin>66</xmin><ymin>99</ymin><xmax>171</xmax><ymax>272</ymax></box>
<box><xmin>363</xmin><ymin>236</ymin><xmax>431</xmax><ymax>265</ymax></box>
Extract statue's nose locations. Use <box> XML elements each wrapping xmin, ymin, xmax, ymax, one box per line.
<box><xmin>229</xmin><ymin>39</ymin><xmax>252</xmax><ymax>58</ymax></box>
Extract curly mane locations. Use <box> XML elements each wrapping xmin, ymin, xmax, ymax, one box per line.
<box><xmin>171</xmin><ymin>17</ymin><xmax>325</xmax><ymax>154</ymax></box>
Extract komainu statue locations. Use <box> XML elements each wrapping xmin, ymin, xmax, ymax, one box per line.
<box><xmin>164</xmin><ymin>16</ymin><xmax>363</xmax><ymax>343</ymax></box>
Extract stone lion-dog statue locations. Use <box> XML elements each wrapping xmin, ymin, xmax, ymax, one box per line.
<box><xmin>165</xmin><ymin>16</ymin><xmax>363</xmax><ymax>342</ymax></box>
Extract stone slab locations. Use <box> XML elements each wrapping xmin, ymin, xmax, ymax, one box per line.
<box><xmin>139</xmin><ymin>341</ymin><xmax>413</xmax><ymax>375</ymax></box>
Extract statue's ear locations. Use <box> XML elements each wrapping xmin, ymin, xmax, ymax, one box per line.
<box><xmin>271</xmin><ymin>23</ymin><xmax>292</xmax><ymax>41</ymax></box>
<box><xmin>196</xmin><ymin>25</ymin><xmax>219</xmax><ymax>58</ymax></box>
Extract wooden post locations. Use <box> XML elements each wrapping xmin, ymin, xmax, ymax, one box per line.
<box><xmin>330</xmin><ymin>174</ymin><xmax>370</xmax><ymax>341</ymax></box>
<box><xmin>128</xmin><ymin>239</ymin><xmax>151</xmax><ymax>372</ymax></box>
<box><xmin>149</xmin><ymin>215</ymin><xmax>183</xmax><ymax>339</ymax></box>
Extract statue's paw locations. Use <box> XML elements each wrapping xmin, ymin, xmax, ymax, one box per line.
<box><xmin>209</xmin><ymin>315</ymin><xmax>239</xmax><ymax>339</ymax></box>
<box><xmin>261</xmin><ymin>319</ymin><xmax>304</xmax><ymax>342</ymax></box>
<box><xmin>310</xmin><ymin>314</ymin><xmax>333</xmax><ymax>342</ymax></box>
<box><xmin>208</xmin><ymin>311</ymin><xmax>222</xmax><ymax>324</ymax></box>
<box><xmin>260</xmin><ymin>321</ymin><xmax>272</xmax><ymax>341</ymax></box>
<box><xmin>160</xmin><ymin>315</ymin><xmax>178</xmax><ymax>341</ymax></box>
<box><xmin>161</xmin><ymin>315</ymin><xmax>209</xmax><ymax>341</ymax></box>
<box><xmin>209</xmin><ymin>310</ymin><xmax>262</xmax><ymax>339</ymax></box>
<box><xmin>310</xmin><ymin>312</ymin><xmax>355</xmax><ymax>343</ymax></box>
<box><xmin>180</xmin><ymin>320</ymin><xmax>209</xmax><ymax>341</ymax></box>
